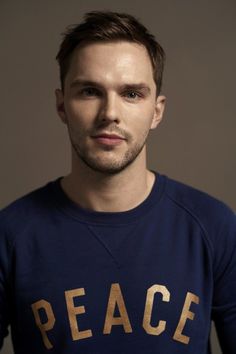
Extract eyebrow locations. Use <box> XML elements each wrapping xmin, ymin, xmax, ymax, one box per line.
<box><xmin>70</xmin><ymin>79</ymin><xmax>151</xmax><ymax>94</ymax></box>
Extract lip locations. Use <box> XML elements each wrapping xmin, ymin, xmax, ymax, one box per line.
<box><xmin>92</xmin><ymin>133</ymin><xmax>125</xmax><ymax>139</ymax></box>
<box><xmin>92</xmin><ymin>133</ymin><xmax>125</xmax><ymax>146</ymax></box>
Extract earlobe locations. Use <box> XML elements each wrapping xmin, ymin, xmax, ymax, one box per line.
<box><xmin>55</xmin><ymin>88</ymin><xmax>67</xmax><ymax>124</ymax></box>
<box><xmin>151</xmin><ymin>95</ymin><xmax>166</xmax><ymax>130</ymax></box>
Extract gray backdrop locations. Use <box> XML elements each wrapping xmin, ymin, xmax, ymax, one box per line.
<box><xmin>1</xmin><ymin>0</ymin><xmax>236</xmax><ymax>353</ymax></box>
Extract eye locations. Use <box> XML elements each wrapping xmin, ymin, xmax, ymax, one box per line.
<box><xmin>79</xmin><ymin>87</ymin><xmax>101</xmax><ymax>97</ymax></box>
<box><xmin>124</xmin><ymin>91</ymin><xmax>142</xmax><ymax>100</ymax></box>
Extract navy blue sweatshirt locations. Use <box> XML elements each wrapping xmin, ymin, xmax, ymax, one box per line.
<box><xmin>0</xmin><ymin>173</ymin><xmax>236</xmax><ymax>353</ymax></box>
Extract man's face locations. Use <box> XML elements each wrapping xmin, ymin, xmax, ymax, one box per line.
<box><xmin>56</xmin><ymin>41</ymin><xmax>165</xmax><ymax>174</ymax></box>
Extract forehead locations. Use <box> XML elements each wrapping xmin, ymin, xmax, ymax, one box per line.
<box><xmin>65</xmin><ymin>41</ymin><xmax>155</xmax><ymax>87</ymax></box>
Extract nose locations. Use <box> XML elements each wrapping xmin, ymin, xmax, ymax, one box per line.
<box><xmin>98</xmin><ymin>93</ymin><xmax>120</xmax><ymax>124</ymax></box>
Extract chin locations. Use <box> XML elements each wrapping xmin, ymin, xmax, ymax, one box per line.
<box><xmin>79</xmin><ymin>155</ymin><xmax>133</xmax><ymax>175</ymax></box>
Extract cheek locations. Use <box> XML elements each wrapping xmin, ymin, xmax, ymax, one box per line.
<box><xmin>128</xmin><ymin>121</ymin><xmax>152</xmax><ymax>146</ymax></box>
<box><xmin>128</xmin><ymin>105</ymin><xmax>155</xmax><ymax>133</ymax></box>
<box><xmin>65</xmin><ymin>101</ymin><xmax>96</xmax><ymax>126</ymax></box>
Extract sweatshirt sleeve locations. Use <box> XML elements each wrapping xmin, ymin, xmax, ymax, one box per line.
<box><xmin>211</xmin><ymin>209</ymin><xmax>236</xmax><ymax>353</ymax></box>
<box><xmin>0</xmin><ymin>212</ymin><xmax>12</xmax><ymax>349</ymax></box>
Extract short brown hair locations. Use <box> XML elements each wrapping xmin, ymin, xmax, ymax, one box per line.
<box><xmin>56</xmin><ymin>11</ymin><xmax>165</xmax><ymax>95</ymax></box>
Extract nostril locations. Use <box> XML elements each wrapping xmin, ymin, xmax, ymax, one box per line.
<box><xmin>100</xmin><ymin>108</ymin><xmax>120</xmax><ymax>123</ymax></box>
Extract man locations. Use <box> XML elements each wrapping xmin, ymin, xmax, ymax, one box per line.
<box><xmin>0</xmin><ymin>11</ymin><xmax>235</xmax><ymax>354</ymax></box>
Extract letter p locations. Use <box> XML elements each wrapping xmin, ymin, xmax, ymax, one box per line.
<box><xmin>31</xmin><ymin>299</ymin><xmax>55</xmax><ymax>349</ymax></box>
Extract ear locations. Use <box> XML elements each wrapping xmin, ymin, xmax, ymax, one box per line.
<box><xmin>150</xmin><ymin>95</ymin><xmax>166</xmax><ymax>130</ymax></box>
<box><xmin>55</xmin><ymin>88</ymin><xmax>67</xmax><ymax>124</ymax></box>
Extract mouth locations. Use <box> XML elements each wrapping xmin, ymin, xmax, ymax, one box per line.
<box><xmin>91</xmin><ymin>133</ymin><xmax>126</xmax><ymax>146</ymax></box>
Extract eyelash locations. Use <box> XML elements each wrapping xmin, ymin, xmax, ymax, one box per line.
<box><xmin>80</xmin><ymin>88</ymin><xmax>101</xmax><ymax>97</ymax></box>
<box><xmin>123</xmin><ymin>91</ymin><xmax>142</xmax><ymax>100</ymax></box>
<box><xmin>78</xmin><ymin>88</ymin><xmax>143</xmax><ymax>100</ymax></box>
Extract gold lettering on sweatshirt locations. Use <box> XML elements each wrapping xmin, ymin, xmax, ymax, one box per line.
<box><xmin>143</xmin><ymin>284</ymin><xmax>170</xmax><ymax>335</ymax></box>
<box><xmin>65</xmin><ymin>288</ymin><xmax>92</xmax><ymax>340</ymax></box>
<box><xmin>173</xmin><ymin>292</ymin><xmax>200</xmax><ymax>344</ymax></box>
<box><xmin>103</xmin><ymin>283</ymin><xmax>132</xmax><ymax>334</ymax></box>
<box><xmin>31</xmin><ymin>300</ymin><xmax>55</xmax><ymax>349</ymax></box>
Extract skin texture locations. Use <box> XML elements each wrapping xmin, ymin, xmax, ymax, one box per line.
<box><xmin>56</xmin><ymin>41</ymin><xmax>166</xmax><ymax>212</ymax></box>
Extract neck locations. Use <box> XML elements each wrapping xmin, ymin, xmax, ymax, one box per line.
<box><xmin>61</xmin><ymin>150</ymin><xmax>156</xmax><ymax>212</ymax></box>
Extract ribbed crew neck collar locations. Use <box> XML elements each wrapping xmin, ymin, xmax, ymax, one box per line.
<box><xmin>50</xmin><ymin>171</ymin><xmax>166</xmax><ymax>224</ymax></box>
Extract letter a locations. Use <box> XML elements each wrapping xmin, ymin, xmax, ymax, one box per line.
<box><xmin>103</xmin><ymin>283</ymin><xmax>132</xmax><ymax>334</ymax></box>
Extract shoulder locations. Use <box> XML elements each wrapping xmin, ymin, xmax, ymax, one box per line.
<box><xmin>164</xmin><ymin>175</ymin><xmax>235</xmax><ymax>218</ymax></box>
<box><xmin>162</xmin><ymin>174</ymin><xmax>236</xmax><ymax>247</ymax></box>
<box><xmin>0</xmin><ymin>179</ymin><xmax>58</xmax><ymax>243</ymax></box>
